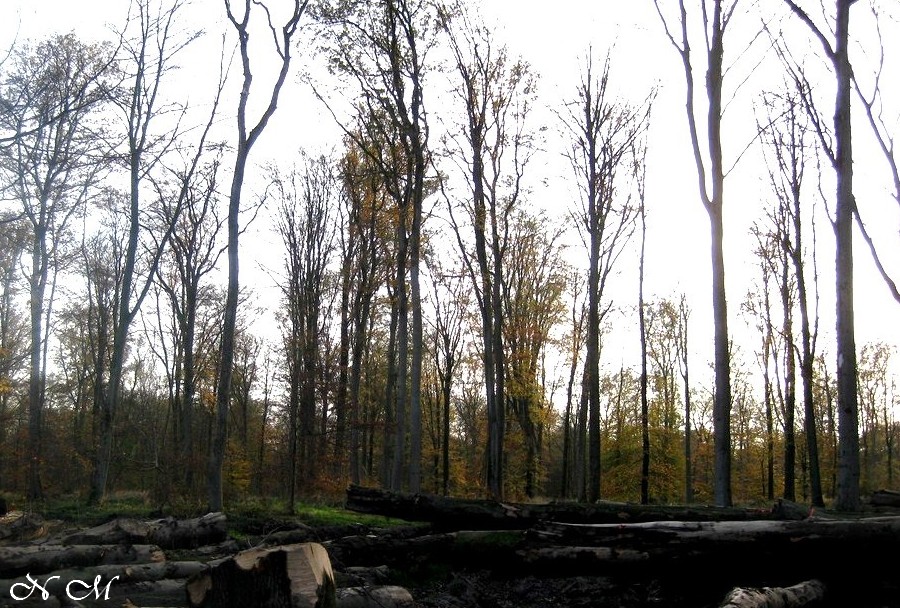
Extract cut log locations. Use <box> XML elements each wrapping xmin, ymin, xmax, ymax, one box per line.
<box><xmin>719</xmin><ymin>579</ymin><xmax>826</xmax><ymax>608</ymax></box>
<box><xmin>0</xmin><ymin>512</ymin><xmax>47</xmax><ymax>545</ymax></box>
<box><xmin>345</xmin><ymin>485</ymin><xmax>780</xmax><ymax>529</ymax></box>
<box><xmin>336</xmin><ymin>586</ymin><xmax>413</xmax><ymax>608</ymax></box>
<box><xmin>0</xmin><ymin>544</ymin><xmax>165</xmax><ymax>578</ymax></box>
<box><xmin>186</xmin><ymin>542</ymin><xmax>335</xmax><ymax>608</ymax></box>
<box><xmin>62</xmin><ymin>512</ymin><xmax>227</xmax><ymax>550</ymax></box>
<box><xmin>869</xmin><ymin>489</ymin><xmax>900</xmax><ymax>508</ymax></box>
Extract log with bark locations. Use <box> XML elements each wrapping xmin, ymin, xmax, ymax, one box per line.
<box><xmin>0</xmin><ymin>560</ymin><xmax>208</xmax><ymax>601</ymax></box>
<box><xmin>345</xmin><ymin>484</ymin><xmax>786</xmax><ymax>529</ymax></box>
<box><xmin>336</xmin><ymin>585</ymin><xmax>413</xmax><ymax>608</ymax></box>
<box><xmin>869</xmin><ymin>489</ymin><xmax>900</xmax><ymax>508</ymax></box>
<box><xmin>61</xmin><ymin>512</ymin><xmax>227</xmax><ymax>550</ymax></box>
<box><xmin>0</xmin><ymin>544</ymin><xmax>165</xmax><ymax>579</ymax></box>
<box><xmin>326</xmin><ymin>515</ymin><xmax>900</xmax><ymax>590</ymax></box>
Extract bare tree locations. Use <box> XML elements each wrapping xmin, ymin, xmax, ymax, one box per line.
<box><xmin>273</xmin><ymin>154</ymin><xmax>337</xmax><ymax>511</ymax></box>
<box><xmin>427</xmin><ymin>259</ymin><xmax>465</xmax><ymax>496</ymax></box>
<box><xmin>760</xmin><ymin>84</ymin><xmax>825</xmax><ymax>506</ymax></box>
<box><xmin>153</xmin><ymin>155</ymin><xmax>226</xmax><ymax>493</ymax></box>
<box><xmin>781</xmin><ymin>0</ymin><xmax>860</xmax><ymax>510</ymax></box>
<box><xmin>439</xmin><ymin>2</ymin><xmax>535</xmax><ymax>499</ymax></box>
<box><xmin>0</xmin><ymin>33</ymin><xmax>111</xmax><ymax>501</ymax></box>
<box><xmin>653</xmin><ymin>0</ymin><xmax>738</xmax><ymax>506</ymax></box>
<box><xmin>559</xmin><ymin>53</ymin><xmax>649</xmax><ymax>502</ymax></box>
<box><xmin>675</xmin><ymin>295</ymin><xmax>693</xmax><ymax>503</ymax></box>
<box><xmin>210</xmin><ymin>0</ymin><xmax>309</xmax><ymax>512</ymax></box>
<box><xmin>0</xmin><ymin>215</ymin><xmax>29</xmax><ymax>491</ymax></box>
<box><xmin>90</xmin><ymin>0</ymin><xmax>222</xmax><ymax>505</ymax></box>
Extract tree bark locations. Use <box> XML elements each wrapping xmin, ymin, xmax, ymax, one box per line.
<box><xmin>61</xmin><ymin>512</ymin><xmax>227</xmax><ymax>550</ymax></box>
<box><xmin>345</xmin><ymin>485</ymin><xmax>790</xmax><ymax>530</ymax></box>
<box><xmin>0</xmin><ymin>544</ymin><xmax>164</xmax><ymax>579</ymax></box>
<box><xmin>832</xmin><ymin>0</ymin><xmax>860</xmax><ymax>513</ymax></box>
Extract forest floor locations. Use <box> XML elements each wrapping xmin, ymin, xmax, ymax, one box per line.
<box><xmin>2</xmin><ymin>494</ymin><xmax>900</xmax><ymax>607</ymax></box>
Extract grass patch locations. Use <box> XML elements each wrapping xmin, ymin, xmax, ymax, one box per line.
<box><xmin>20</xmin><ymin>493</ymin><xmax>421</xmax><ymax>535</ymax></box>
<box><xmin>291</xmin><ymin>503</ymin><xmax>414</xmax><ymax>528</ymax></box>
<box><xmin>37</xmin><ymin>492</ymin><xmax>156</xmax><ymax>526</ymax></box>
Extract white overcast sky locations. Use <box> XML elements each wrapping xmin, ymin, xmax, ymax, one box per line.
<box><xmin>4</xmin><ymin>0</ymin><xmax>900</xmax><ymax>391</ymax></box>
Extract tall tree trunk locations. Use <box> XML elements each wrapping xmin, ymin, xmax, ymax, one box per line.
<box><xmin>27</xmin><ymin>224</ymin><xmax>47</xmax><ymax>502</ymax></box>
<box><xmin>796</xmin><ymin>261</ymin><xmax>824</xmax><ymax>507</ymax></box>
<box><xmin>782</xmin><ymin>0</ymin><xmax>859</xmax><ymax>513</ymax></box>
<box><xmin>210</xmin><ymin>0</ymin><xmax>305</xmax><ymax>512</ymax></box>
<box><xmin>391</xmin><ymin>222</ymin><xmax>409</xmax><ymax>492</ymax></box>
<box><xmin>574</xmin><ymin>366</ymin><xmax>589</xmax><ymax>501</ymax></box>
<box><xmin>209</xmin><ymin>148</ymin><xmax>245</xmax><ymax>511</ymax></box>
<box><xmin>709</xmin><ymin>201</ymin><xmax>732</xmax><ymax>506</ymax></box>
<box><xmin>639</xmin><ymin>204</ymin><xmax>650</xmax><ymax>506</ymax></box>
<box><xmin>409</xmin><ymin>207</ymin><xmax>423</xmax><ymax>494</ymax></box>
<box><xmin>89</xmin><ymin>152</ymin><xmax>142</xmax><ymax>505</ymax></box>
<box><xmin>781</xmin><ymin>262</ymin><xmax>796</xmax><ymax>501</ymax></box>
<box><xmin>832</xmin><ymin>0</ymin><xmax>859</xmax><ymax>512</ymax></box>
<box><xmin>679</xmin><ymin>299</ymin><xmax>693</xmax><ymax>504</ymax></box>
<box><xmin>656</xmin><ymin>0</ymin><xmax>733</xmax><ymax>507</ymax></box>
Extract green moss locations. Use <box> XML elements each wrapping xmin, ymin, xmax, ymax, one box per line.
<box><xmin>291</xmin><ymin>503</ymin><xmax>414</xmax><ymax>527</ymax></box>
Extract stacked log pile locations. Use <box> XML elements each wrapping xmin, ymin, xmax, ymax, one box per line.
<box><xmin>0</xmin><ymin>512</ymin><xmax>229</xmax><ymax>607</ymax></box>
<box><xmin>0</xmin><ymin>511</ymin><xmax>415</xmax><ymax>608</ymax></box>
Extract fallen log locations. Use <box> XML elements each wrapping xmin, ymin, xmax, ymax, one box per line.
<box><xmin>325</xmin><ymin>529</ymin><xmax>652</xmax><ymax>577</ymax></box>
<box><xmin>327</xmin><ymin>515</ymin><xmax>900</xmax><ymax>585</ymax></box>
<box><xmin>536</xmin><ymin>516</ymin><xmax>900</xmax><ymax>583</ymax></box>
<box><xmin>334</xmin><ymin>565</ymin><xmax>391</xmax><ymax>588</ymax></box>
<box><xmin>345</xmin><ymin>484</ymin><xmax>780</xmax><ymax>529</ymax></box>
<box><xmin>869</xmin><ymin>489</ymin><xmax>900</xmax><ymax>508</ymax></box>
<box><xmin>62</xmin><ymin>512</ymin><xmax>227</xmax><ymax>550</ymax></box>
<box><xmin>539</xmin><ymin>515</ymin><xmax>900</xmax><ymax>548</ymax></box>
<box><xmin>0</xmin><ymin>561</ymin><xmax>208</xmax><ymax>601</ymax></box>
<box><xmin>0</xmin><ymin>544</ymin><xmax>165</xmax><ymax>579</ymax></box>
<box><xmin>719</xmin><ymin>579</ymin><xmax>826</xmax><ymax>608</ymax></box>
<box><xmin>0</xmin><ymin>577</ymin><xmax>191</xmax><ymax>608</ymax></box>
<box><xmin>336</xmin><ymin>585</ymin><xmax>413</xmax><ymax>608</ymax></box>
<box><xmin>186</xmin><ymin>542</ymin><xmax>336</xmax><ymax>608</ymax></box>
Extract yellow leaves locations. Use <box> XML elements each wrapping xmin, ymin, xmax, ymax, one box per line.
<box><xmin>225</xmin><ymin>441</ymin><xmax>253</xmax><ymax>498</ymax></box>
<box><xmin>0</xmin><ymin>375</ymin><xmax>12</xmax><ymax>396</ymax></box>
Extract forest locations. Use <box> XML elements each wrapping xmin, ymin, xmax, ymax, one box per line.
<box><xmin>0</xmin><ymin>0</ymin><xmax>898</xmax><ymax>518</ymax></box>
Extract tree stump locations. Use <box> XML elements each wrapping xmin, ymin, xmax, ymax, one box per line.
<box><xmin>186</xmin><ymin>543</ymin><xmax>336</xmax><ymax>608</ymax></box>
<box><xmin>719</xmin><ymin>579</ymin><xmax>826</xmax><ymax>607</ymax></box>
